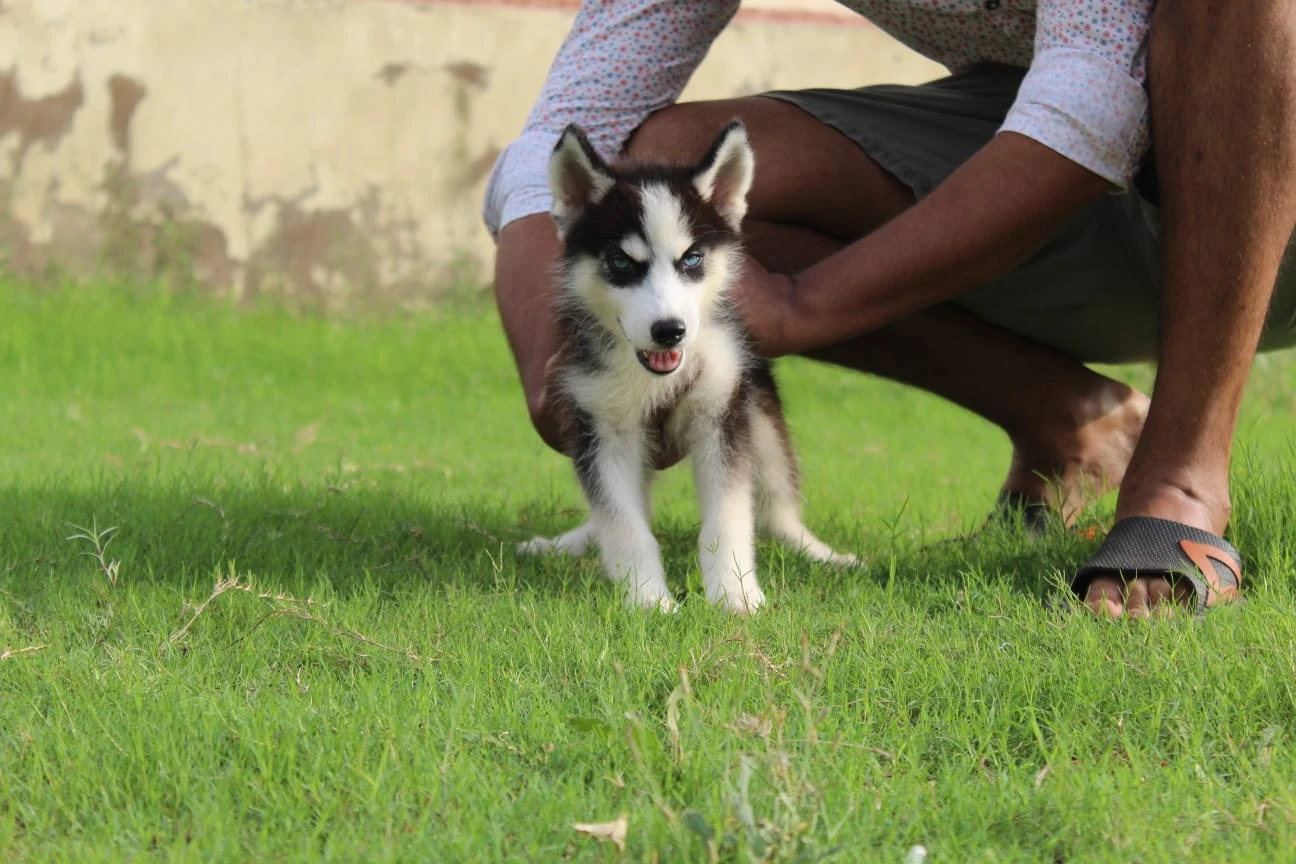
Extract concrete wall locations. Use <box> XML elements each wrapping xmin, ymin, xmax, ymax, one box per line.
<box><xmin>0</xmin><ymin>0</ymin><xmax>946</xmax><ymax>307</ymax></box>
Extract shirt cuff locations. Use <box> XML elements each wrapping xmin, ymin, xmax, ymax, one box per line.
<box><xmin>482</xmin><ymin>130</ymin><xmax>559</xmax><ymax>239</ymax></box>
<box><xmin>998</xmin><ymin>46</ymin><xmax>1150</xmax><ymax>190</ymax></box>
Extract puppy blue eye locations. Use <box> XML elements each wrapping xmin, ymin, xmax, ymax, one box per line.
<box><xmin>681</xmin><ymin>250</ymin><xmax>703</xmax><ymax>269</ymax></box>
<box><xmin>608</xmin><ymin>253</ymin><xmax>633</xmax><ymax>272</ymax></box>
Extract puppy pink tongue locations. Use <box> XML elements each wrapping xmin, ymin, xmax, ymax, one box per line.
<box><xmin>647</xmin><ymin>350</ymin><xmax>681</xmax><ymax>372</ymax></box>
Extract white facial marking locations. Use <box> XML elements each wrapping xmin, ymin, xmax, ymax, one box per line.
<box><xmin>592</xmin><ymin>183</ymin><xmax>700</xmax><ymax>355</ymax></box>
<box><xmin>639</xmin><ymin>184</ymin><xmax>694</xmax><ymax>262</ymax></box>
<box><xmin>620</xmin><ymin>234</ymin><xmax>650</xmax><ymax>263</ymax></box>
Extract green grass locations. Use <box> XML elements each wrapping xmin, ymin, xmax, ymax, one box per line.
<box><xmin>2</xmin><ymin>278</ymin><xmax>1296</xmax><ymax>863</ymax></box>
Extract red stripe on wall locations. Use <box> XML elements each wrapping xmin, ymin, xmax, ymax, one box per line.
<box><xmin>386</xmin><ymin>0</ymin><xmax>874</xmax><ymax>29</ymax></box>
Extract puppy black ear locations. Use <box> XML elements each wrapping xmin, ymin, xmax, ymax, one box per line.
<box><xmin>692</xmin><ymin>120</ymin><xmax>755</xmax><ymax>231</ymax></box>
<box><xmin>548</xmin><ymin>124</ymin><xmax>615</xmax><ymax>236</ymax></box>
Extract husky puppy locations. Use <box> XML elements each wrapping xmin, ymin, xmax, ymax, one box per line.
<box><xmin>517</xmin><ymin>121</ymin><xmax>859</xmax><ymax>614</ymax></box>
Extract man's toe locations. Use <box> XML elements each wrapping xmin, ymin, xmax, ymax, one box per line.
<box><xmin>1084</xmin><ymin>577</ymin><xmax>1125</xmax><ymax>618</ymax></box>
<box><xmin>1143</xmin><ymin>576</ymin><xmax>1177</xmax><ymax>614</ymax></box>
<box><xmin>1124</xmin><ymin>578</ymin><xmax>1151</xmax><ymax>618</ymax></box>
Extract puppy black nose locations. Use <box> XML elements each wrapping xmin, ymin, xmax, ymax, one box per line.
<box><xmin>650</xmin><ymin>318</ymin><xmax>686</xmax><ymax>347</ymax></box>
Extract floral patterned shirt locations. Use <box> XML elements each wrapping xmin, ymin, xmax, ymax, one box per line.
<box><xmin>482</xmin><ymin>0</ymin><xmax>1152</xmax><ymax>237</ymax></box>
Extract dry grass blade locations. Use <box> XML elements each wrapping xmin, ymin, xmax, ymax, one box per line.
<box><xmin>1</xmin><ymin>645</ymin><xmax>47</xmax><ymax>661</ymax></box>
<box><xmin>572</xmin><ymin>813</ymin><xmax>628</xmax><ymax>851</ymax></box>
<box><xmin>165</xmin><ymin>574</ymin><xmax>246</xmax><ymax>646</ymax></box>
<box><xmin>139</xmin><ymin>496</ymin><xmax>230</xmax><ymax>555</ymax></box>
<box><xmin>248</xmin><ymin>606</ymin><xmax>432</xmax><ymax>664</ymax></box>
<box><xmin>456</xmin><ymin>515</ymin><xmax>502</xmax><ymax>543</ymax></box>
<box><xmin>165</xmin><ymin>570</ymin><xmax>433</xmax><ymax>664</ymax></box>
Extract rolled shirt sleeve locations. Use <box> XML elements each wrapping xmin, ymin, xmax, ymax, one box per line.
<box><xmin>998</xmin><ymin>0</ymin><xmax>1154</xmax><ymax>189</ymax></box>
<box><xmin>482</xmin><ymin>0</ymin><xmax>741</xmax><ymax>239</ymax></box>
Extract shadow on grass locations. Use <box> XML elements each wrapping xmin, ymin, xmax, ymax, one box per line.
<box><xmin>0</xmin><ymin>479</ymin><xmax>1083</xmax><ymax>610</ymax></box>
<box><xmin>3</xmin><ymin>440</ymin><xmax>1292</xmax><ymax>612</ymax></box>
<box><xmin>0</xmin><ymin>477</ymin><xmax>560</xmax><ymax>599</ymax></box>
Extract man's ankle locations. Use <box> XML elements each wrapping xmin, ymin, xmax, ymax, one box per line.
<box><xmin>1114</xmin><ymin>475</ymin><xmax>1231</xmax><ymax>535</ymax></box>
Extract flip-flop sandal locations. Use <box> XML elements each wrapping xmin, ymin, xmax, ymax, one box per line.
<box><xmin>1070</xmin><ymin>516</ymin><xmax>1243</xmax><ymax>615</ymax></box>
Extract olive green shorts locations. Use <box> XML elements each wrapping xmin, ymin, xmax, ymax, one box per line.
<box><xmin>764</xmin><ymin>63</ymin><xmax>1296</xmax><ymax>365</ymax></box>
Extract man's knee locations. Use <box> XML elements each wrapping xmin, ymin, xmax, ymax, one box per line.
<box><xmin>1150</xmin><ymin>0</ymin><xmax>1295</xmax><ymax>50</ymax></box>
<box><xmin>622</xmin><ymin>99</ymin><xmax>757</xmax><ymax>165</ymax></box>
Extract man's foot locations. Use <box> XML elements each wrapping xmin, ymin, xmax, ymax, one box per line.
<box><xmin>1080</xmin><ymin>475</ymin><xmax>1234</xmax><ymax>618</ymax></box>
<box><xmin>997</xmin><ymin>381</ymin><xmax>1150</xmax><ymax>528</ymax></box>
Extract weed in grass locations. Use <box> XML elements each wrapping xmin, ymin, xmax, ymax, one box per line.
<box><xmin>64</xmin><ymin>518</ymin><xmax>122</xmax><ymax>587</ymax></box>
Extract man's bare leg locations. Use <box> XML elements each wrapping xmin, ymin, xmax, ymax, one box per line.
<box><xmin>627</xmin><ymin>98</ymin><xmax>1148</xmax><ymax>524</ymax></box>
<box><xmin>1083</xmin><ymin>1</ymin><xmax>1296</xmax><ymax>617</ymax></box>
<box><xmin>746</xmin><ymin>221</ymin><xmax>1146</xmax><ymax>523</ymax></box>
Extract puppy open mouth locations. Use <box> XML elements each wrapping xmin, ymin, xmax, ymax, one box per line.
<box><xmin>636</xmin><ymin>349</ymin><xmax>684</xmax><ymax>375</ymax></box>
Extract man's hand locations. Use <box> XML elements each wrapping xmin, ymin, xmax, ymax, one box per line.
<box><xmin>732</xmin><ymin>257</ymin><xmax>800</xmax><ymax>357</ymax></box>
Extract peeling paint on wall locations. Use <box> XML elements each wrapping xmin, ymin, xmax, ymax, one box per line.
<box><xmin>107</xmin><ymin>74</ymin><xmax>144</xmax><ymax>152</ymax></box>
<box><xmin>0</xmin><ymin>0</ymin><xmax>945</xmax><ymax>305</ymax></box>
<box><xmin>246</xmin><ymin>201</ymin><xmax>378</xmax><ymax>304</ymax></box>
<box><xmin>0</xmin><ymin>70</ymin><xmax>84</xmax><ymax>170</ymax></box>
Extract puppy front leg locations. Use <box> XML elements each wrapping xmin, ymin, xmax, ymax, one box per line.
<box><xmin>692</xmin><ymin>427</ymin><xmax>763</xmax><ymax>615</ymax></box>
<box><xmin>585</xmin><ymin>431</ymin><xmax>675</xmax><ymax>612</ymax></box>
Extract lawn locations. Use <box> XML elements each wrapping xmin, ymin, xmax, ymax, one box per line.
<box><xmin>2</xmin><ymin>278</ymin><xmax>1296</xmax><ymax>862</ymax></box>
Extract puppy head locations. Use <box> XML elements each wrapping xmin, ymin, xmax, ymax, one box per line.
<box><xmin>548</xmin><ymin>121</ymin><xmax>756</xmax><ymax>377</ymax></box>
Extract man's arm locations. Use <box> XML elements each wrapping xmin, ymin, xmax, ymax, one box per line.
<box><xmin>744</xmin><ymin>130</ymin><xmax>1111</xmax><ymax>356</ymax></box>
<box><xmin>493</xmin><ymin>214</ymin><xmax>568</xmax><ymax>454</ymax></box>
<box><xmin>741</xmin><ymin>0</ymin><xmax>1155</xmax><ymax>357</ymax></box>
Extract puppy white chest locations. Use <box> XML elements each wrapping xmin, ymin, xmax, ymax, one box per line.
<box><xmin>565</xmin><ymin>328</ymin><xmax>742</xmax><ymax>447</ymax></box>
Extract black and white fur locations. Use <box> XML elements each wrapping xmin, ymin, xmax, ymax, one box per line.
<box><xmin>517</xmin><ymin>121</ymin><xmax>859</xmax><ymax>614</ymax></box>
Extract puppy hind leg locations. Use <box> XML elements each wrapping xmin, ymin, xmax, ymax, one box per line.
<box><xmin>752</xmin><ymin>410</ymin><xmax>860</xmax><ymax>567</ymax></box>
<box><xmin>520</xmin><ymin>465</ymin><xmax>652</xmax><ymax>562</ymax></box>
<box><xmin>516</xmin><ymin>521</ymin><xmax>593</xmax><ymax>557</ymax></box>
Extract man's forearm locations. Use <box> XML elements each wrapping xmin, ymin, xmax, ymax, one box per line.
<box><xmin>771</xmin><ymin>132</ymin><xmax>1115</xmax><ymax>356</ymax></box>
<box><xmin>492</xmin><ymin>213</ymin><xmax>568</xmax><ymax>453</ymax></box>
